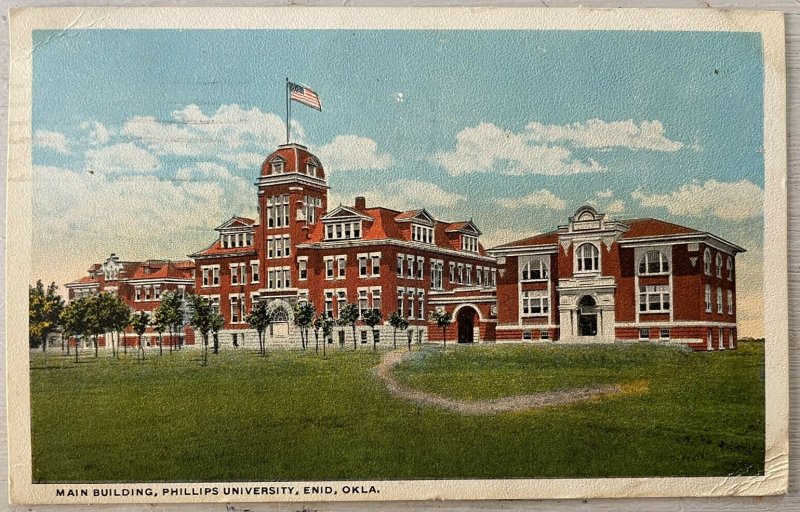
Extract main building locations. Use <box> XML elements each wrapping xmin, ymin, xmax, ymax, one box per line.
<box><xmin>66</xmin><ymin>144</ymin><xmax>744</xmax><ymax>351</ymax></box>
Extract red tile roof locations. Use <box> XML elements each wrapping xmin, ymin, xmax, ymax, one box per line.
<box><xmin>620</xmin><ymin>218</ymin><xmax>701</xmax><ymax>238</ymax></box>
<box><xmin>128</xmin><ymin>260</ymin><xmax>193</xmax><ymax>281</ymax></box>
<box><xmin>492</xmin><ymin>231</ymin><xmax>560</xmax><ymax>249</ymax></box>
<box><xmin>260</xmin><ymin>143</ymin><xmax>325</xmax><ymax>180</ymax></box>
<box><xmin>189</xmin><ymin>239</ymin><xmax>258</xmax><ymax>258</ymax></box>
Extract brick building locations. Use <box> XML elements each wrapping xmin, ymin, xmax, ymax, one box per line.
<box><xmin>63</xmin><ymin>144</ymin><xmax>744</xmax><ymax>351</ymax></box>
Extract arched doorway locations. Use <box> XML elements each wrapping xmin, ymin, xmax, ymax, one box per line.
<box><xmin>577</xmin><ymin>296</ymin><xmax>598</xmax><ymax>337</ymax></box>
<box><xmin>456</xmin><ymin>306</ymin><xmax>478</xmax><ymax>343</ymax></box>
<box><xmin>270</xmin><ymin>305</ymin><xmax>290</xmax><ymax>338</ymax></box>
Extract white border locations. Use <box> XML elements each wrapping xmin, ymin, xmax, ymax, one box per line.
<box><xmin>5</xmin><ymin>6</ymin><xmax>788</xmax><ymax>504</ymax></box>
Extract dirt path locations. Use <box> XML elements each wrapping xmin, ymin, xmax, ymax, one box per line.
<box><xmin>376</xmin><ymin>350</ymin><xmax>646</xmax><ymax>415</ymax></box>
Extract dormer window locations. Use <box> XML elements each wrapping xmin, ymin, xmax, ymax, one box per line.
<box><xmin>271</xmin><ymin>161</ymin><xmax>285</xmax><ymax>174</ymax></box>
<box><xmin>461</xmin><ymin>235</ymin><xmax>478</xmax><ymax>253</ymax></box>
<box><xmin>306</xmin><ymin>163</ymin><xmax>317</xmax><ymax>177</ymax></box>
<box><xmin>325</xmin><ymin>221</ymin><xmax>362</xmax><ymax>241</ymax></box>
<box><xmin>412</xmin><ymin>224</ymin><xmax>434</xmax><ymax>244</ymax></box>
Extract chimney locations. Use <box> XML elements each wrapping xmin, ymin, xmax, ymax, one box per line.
<box><xmin>355</xmin><ymin>196</ymin><xmax>366</xmax><ymax>210</ymax></box>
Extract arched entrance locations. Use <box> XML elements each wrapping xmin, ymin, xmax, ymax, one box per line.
<box><xmin>456</xmin><ymin>306</ymin><xmax>479</xmax><ymax>343</ymax></box>
<box><xmin>577</xmin><ymin>296</ymin><xmax>598</xmax><ymax>337</ymax></box>
<box><xmin>269</xmin><ymin>304</ymin><xmax>290</xmax><ymax>338</ymax></box>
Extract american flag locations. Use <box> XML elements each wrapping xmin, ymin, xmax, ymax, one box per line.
<box><xmin>289</xmin><ymin>82</ymin><xmax>322</xmax><ymax>111</ymax></box>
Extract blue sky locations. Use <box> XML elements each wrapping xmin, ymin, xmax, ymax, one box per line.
<box><xmin>30</xmin><ymin>28</ymin><xmax>765</xmax><ymax>335</ymax></box>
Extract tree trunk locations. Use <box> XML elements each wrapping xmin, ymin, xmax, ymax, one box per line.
<box><xmin>94</xmin><ymin>335</ymin><xmax>99</xmax><ymax>358</ymax></box>
<box><xmin>213</xmin><ymin>333</ymin><xmax>219</xmax><ymax>354</ymax></box>
<box><xmin>373</xmin><ymin>330</ymin><xmax>377</xmax><ymax>352</ymax></box>
<box><xmin>408</xmin><ymin>332</ymin><xmax>412</xmax><ymax>352</ymax></box>
<box><xmin>323</xmin><ymin>333</ymin><xmax>327</xmax><ymax>356</ymax></box>
<box><xmin>352</xmin><ymin>326</ymin><xmax>357</xmax><ymax>350</ymax></box>
<box><xmin>442</xmin><ymin>326</ymin><xmax>446</xmax><ymax>349</ymax></box>
<box><xmin>158</xmin><ymin>332</ymin><xmax>163</xmax><ymax>356</ymax></box>
<box><xmin>74</xmin><ymin>337</ymin><xmax>79</xmax><ymax>362</ymax></box>
<box><xmin>393</xmin><ymin>329</ymin><xmax>397</xmax><ymax>350</ymax></box>
<box><xmin>42</xmin><ymin>332</ymin><xmax>47</xmax><ymax>352</ymax></box>
<box><xmin>203</xmin><ymin>334</ymin><xmax>208</xmax><ymax>366</ymax></box>
<box><xmin>123</xmin><ymin>330</ymin><xmax>127</xmax><ymax>355</ymax></box>
<box><xmin>169</xmin><ymin>328</ymin><xmax>173</xmax><ymax>354</ymax></box>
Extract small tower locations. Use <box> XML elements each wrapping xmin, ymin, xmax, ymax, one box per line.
<box><xmin>254</xmin><ymin>143</ymin><xmax>328</xmax><ymax>293</ymax></box>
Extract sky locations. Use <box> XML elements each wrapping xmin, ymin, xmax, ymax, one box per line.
<box><xmin>30</xmin><ymin>29</ymin><xmax>765</xmax><ymax>336</ymax></box>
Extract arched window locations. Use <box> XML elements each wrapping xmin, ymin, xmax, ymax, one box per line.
<box><xmin>727</xmin><ymin>256</ymin><xmax>733</xmax><ymax>281</ymax></box>
<box><xmin>715</xmin><ymin>253</ymin><xmax>723</xmax><ymax>278</ymax></box>
<box><xmin>576</xmin><ymin>243</ymin><xmax>599</xmax><ymax>272</ymax></box>
<box><xmin>521</xmin><ymin>259</ymin><xmax>549</xmax><ymax>281</ymax></box>
<box><xmin>703</xmin><ymin>248</ymin><xmax>711</xmax><ymax>275</ymax></box>
<box><xmin>638</xmin><ymin>250</ymin><xmax>669</xmax><ymax>275</ymax></box>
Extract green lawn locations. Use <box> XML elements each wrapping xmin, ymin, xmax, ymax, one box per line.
<box><xmin>29</xmin><ymin>341</ymin><xmax>765</xmax><ymax>482</ymax></box>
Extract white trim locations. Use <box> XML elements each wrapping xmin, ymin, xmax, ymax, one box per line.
<box><xmin>451</xmin><ymin>303</ymin><xmax>484</xmax><ymax>322</ymax></box>
<box><xmin>296</xmin><ymin>238</ymin><xmax>497</xmax><ymax>263</ymax></box>
<box><xmin>427</xmin><ymin>295</ymin><xmax>496</xmax><ymax>304</ymax></box>
<box><xmin>615</xmin><ymin>321</ymin><xmax>738</xmax><ymax>328</ymax></box>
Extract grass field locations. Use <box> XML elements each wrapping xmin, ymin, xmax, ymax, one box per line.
<box><xmin>29</xmin><ymin>341</ymin><xmax>765</xmax><ymax>482</ymax></box>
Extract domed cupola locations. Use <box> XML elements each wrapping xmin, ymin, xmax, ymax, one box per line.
<box><xmin>260</xmin><ymin>143</ymin><xmax>325</xmax><ymax>181</ymax></box>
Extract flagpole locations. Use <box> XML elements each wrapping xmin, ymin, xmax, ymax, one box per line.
<box><xmin>285</xmin><ymin>77</ymin><xmax>290</xmax><ymax>144</ymax></box>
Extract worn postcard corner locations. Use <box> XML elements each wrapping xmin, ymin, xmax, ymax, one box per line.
<box><xmin>6</xmin><ymin>6</ymin><xmax>788</xmax><ymax>505</ymax></box>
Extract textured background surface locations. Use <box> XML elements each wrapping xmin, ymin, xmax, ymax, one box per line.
<box><xmin>0</xmin><ymin>1</ymin><xmax>797</xmax><ymax>511</ymax></box>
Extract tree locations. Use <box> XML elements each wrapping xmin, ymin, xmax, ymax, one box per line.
<box><xmin>29</xmin><ymin>280</ymin><xmax>65</xmax><ymax>352</ymax></box>
<box><xmin>338</xmin><ymin>303</ymin><xmax>360</xmax><ymax>350</ymax></box>
<box><xmin>210</xmin><ymin>313</ymin><xmax>224</xmax><ymax>354</ymax></box>
<box><xmin>294</xmin><ymin>302</ymin><xmax>315</xmax><ymax>350</ymax></box>
<box><xmin>320</xmin><ymin>315</ymin><xmax>335</xmax><ymax>357</ymax></box>
<box><xmin>60</xmin><ymin>298</ymin><xmax>88</xmax><ymax>362</ymax></box>
<box><xmin>156</xmin><ymin>292</ymin><xmax>184</xmax><ymax>353</ymax></box>
<box><xmin>246</xmin><ymin>301</ymin><xmax>271</xmax><ymax>357</ymax></box>
<box><xmin>430</xmin><ymin>307</ymin><xmax>453</xmax><ymax>349</ymax></box>
<box><xmin>312</xmin><ymin>315</ymin><xmax>322</xmax><ymax>355</ymax></box>
<box><xmin>83</xmin><ymin>293</ymin><xmax>106</xmax><ymax>358</ymax></box>
<box><xmin>107</xmin><ymin>294</ymin><xmax>131</xmax><ymax>357</ymax></box>
<box><xmin>363</xmin><ymin>308</ymin><xmax>383</xmax><ymax>352</ymax></box>
<box><xmin>388</xmin><ymin>312</ymin><xmax>409</xmax><ymax>351</ymax></box>
<box><xmin>130</xmin><ymin>311</ymin><xmax>150</xmax><ymax>361</ymax></box>
<box><xmin>187</xmin><ymin>294</ymin><xmax>213</xmax><ymax>366</ymax></box>
<box><xmin>151</xmin><ymin>306</ymin><xmax>168</xmax><ymax>356</ymax></box>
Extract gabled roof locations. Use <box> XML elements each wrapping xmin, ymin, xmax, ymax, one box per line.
<box><xmin>322</xmin><ymin>205</ymin><xmax>374</xmax><ymax>222</ymax></box>
<box><xmin>128</xmin><ymin>260</ymin><xmax>193</xmax><ymax>281</ymax></box>
<box><xmin>395</xmin><ymin>209</ymin><xmax>435</xmax><ymax>226</ymax></box>
<box><xmin>215</xmin><ymin>216</ymin><xmax>256</xmax><ymax>231</ymax></box>
<box><xmin>491</xmin><ymin>231</ymin><xmax>560</xmax><ymax>250</ymax></box>
<box><xmin>445</xmin><ymin>220</ymin><xmax>482</xmax><ymax>236</ymax></box>
<box><xmin>620</xmin><ymin>218</ymin><xmax>701</xmax><ymax>239</ymax></box>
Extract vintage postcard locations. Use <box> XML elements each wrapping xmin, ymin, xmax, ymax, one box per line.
<box><xmin>6</xmin><ymin>6</ymin><xmax>788</xmax><ymax>504</ymax></box>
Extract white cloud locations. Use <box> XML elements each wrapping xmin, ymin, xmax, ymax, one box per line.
<box><xmin>315</xmin><ymin>135</ymin><xmax>394</xmax><ymax>173</ymax></box>
<box><xmin>480</xmin><ymin>228</ymin><xmax>538</xmax><ymax>250</ymax></box>
<box><xmin>596</xmin><ymin>189</ymin><xmax>614</xmax><ymax>198</ymax></box>
<box><xmin>495</xmin><ymin>189</ymin><xmax>566</xmax><ymax>210</ymax></box>
<box><xmin>122</xmin><ymin>103</ymin><xmax>289</xmax><ymax>158</ymax></box>
<box><xmin>526</xmin><ymin>119</ymin><xmax>683</xmax><ymax>151</ymax></box>
<box><xmin>80</xmin><ymin>121</ymin><xmax>111</xmax><ymax>146</ymax></box>
<box><xmin>604</xmin><ymin>199</ymin><xmax>625</xmax><ymax>214</ymax></box>
<box><xmin>433</xmin><ymin>122</ymin><xmax>603</xmax><ymax>176</ymax></box>
<box><xmin>331</xmin><ymin>179</ymin><xmax>464</xmax><ymax>212</ymax></box>
<box><xmin>33</xmin><ymin>130</ymin><xmax>71</xmax><ymax>154</ymax></box>
<box><xmin>631</xmin><ymin>179</ymin><xmax>763</xmax><ymax>220</ymax></box>
<box><xmin>84</xmin><ymin>142</ymin><xmax>159</xmax><ymax>175</ymax></box>
<box><xmin>218</xmin><ymin>152</ymin><xmax>265</xmax><ymax>170</ymax></box>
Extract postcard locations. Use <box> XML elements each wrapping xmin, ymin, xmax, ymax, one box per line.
<box><xmin>6</xmin><ymin>6</ymin><xmax>788</xmax><ymax>504</ymax></box>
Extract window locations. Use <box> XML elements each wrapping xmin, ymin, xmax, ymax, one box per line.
<box><xmin>466</xmin><ymin>265</ymin><xmax>472</xmax><ymax>285</ymax></box>
<box><xmin>522</xmin><ymin>290</ymin><xmax>549</xmax><ymax>316</ymax></box>
<box><xmin>358</xmin><ymin>289</ymin><xmax>369</xmax><ymax>318</ymax></box>
<box><xmin>324</xmin><ymin>221</ymin><xmax>362</xmax><ymax>240</ymax></box>
<box><xmin>704</xmin><ymin>248</ymin><xmax>712</xmax><ymax>275</ymax></box>
<box><xmin>639</xmin><ymin>285</ymin><xmax>670</xmax><ymax>312</ymax></box>
<box><xmin>418</xmin><ymin>290</ymin><xmax>424</xmax><ymax>320</ymax></box>
<box><xmin>230</xmin><ymin>296</ymin><xmax>240</xmax><ymax>323</ymax></box>
<box><xmin>476</xmin><ymin>266</ymin><xmax>483</xmax><ymax>286</ymax></box>
<box><xmin>360</xmin><ymin>330</ymin><xmax>368</xmax><ymax>343</ymax></box>
<box><xmin>324</xmin><ymin>291</ymin><xmax>334</xmax><ymax>317</ymax></box>
<box><xmin>397</xmin><ymin>288</ymin><xmax>404</xmax><ymax>316</ymax></box>
<box><xmin>371</xmin><ymin>253</ymin><xmax>381</xmax><ymax>277</ymax></box>
<box><xmin>251</xmin><ymin>261</ymin><xmax>260</xmax><ymax>283</ymax></box>
<box><xmin>336</xmin><ymin>256</ymin><xmax>347</xmax><ymax>279</ymax></box>
<box><xmin>521</xmin><ymin>259</ymin><xmax>549</xmax><ymax>281</ymax></box>
<box><xmin>407</xmin><ymin>255</ymin><xmax>415</xmax><ymax>279</ymax></box>
<box><xmin>306</xmin><ymin>163</ymin><xmax>317</xmax><ymax>177</ymax></box>
<box><xmin>576</xmin><ymin>243</ymin><xmax>599</xmax><ymax>272</ymax></box>
<box><xmin>638</xmin><ymin>250</ymin><xmax>669</xmax><ymax>275</ymax></box>
<box><xmin>411</xmin><ymin>224</ymin><xmax>434</xmax><ymax>244</ymax></box>
<box><xmin>230</xmin><ymin>264</ymin><xmax>239</xmax><ymax>285</ymax></box>
<box><xmin>302</xmin><ymin>195</ymin><xmax>320</xmax><ymax>224</ymax></box>
<box><xmin>371</xmin><ymin>288</ymin><xmax>382</xmax><ymax>312</ymax></box>
<box><xmin>298</xmin><ymin>258</ymin><xmax>308</xmax><ymax>280</ymax></box>
<box><xmin>297</xmin><ymin>290</ymin><xmax>308</xmax><ymax>306</ymax></box>
<box><xmin>266</xmin><ymin>194</ymin><xmax>289</xmax><ymax>229</ymax></box>
<box><xmin>540</xmin><ymin>330</ymin><xmax>549</xmax><ymax>340</ymax></box>
<box><xmin>461</xmin><ymin>235</ymin><xmax>478</xmax><ymax>253</ymax></box>
<box><xmin>660</xmin><ymin>328</ymin><xmax>670</xmax><ymax>340</ymax></box>
<box><xmin>212</xmin><ymin>267</ymin><xmax>220</xmax><ymax>286</ymax></box>
<box><xmin>397</xmin><ymin>254</ymin><xmax>404</xmax><ymax>277</ymax></box>
<box><xmin>705</xmin><ymin>284</ymin><xmax>712</xmax><ymax>312</ymax></box>
<box><xmin>522</xmin><ymin>330</ymin><xmax>532</xmax><ymax>341</ymax></box>
<box><xmin>407</xmin><ymin>289</ymin><xmax>415</xmax><ymax>319</ymax></box>
<box><xmin>336</xmin><ymin>290</ymin><xmax>347</xmax><ymax>317</ymax></box>
<box><xmin>717</xmin><ymin>287</ymin><xmax>723</xmax><ymax>314</ymax></box>
<box><xmin>416</xmin><ymin>257</ymin><xmax>424</xmax><ymax>280</ymax></box>
<box><xmin>491</xmin><ymin>268</ymin><xmax>497</xmax><ymax>287</ymax></box>
<box><xmin>430</xmin><ymin>260</ymin><xmax>443</xmax><ymax>290</ymax></box>
<box><xmin>144</xmin><ymin>286</ymin><xmax>151</xmax><ymax>301</ymax></box>
<box><xmin>716</xmin><ymin>253</ymin><xmax>723</xmax><ymax>278</ymax></box>
<box><xmin>153</xmin><ymin>285</ymin><xmax>161</xmax><ymax>301</ymax></box>
<box><xmin>639</xmin><ymin>328</ymin><xmax>650</xmax><ymax>340</ymax></box>
<box><xmin>457</xmin><ymin>264</ymin><xmax>464</xmax><ymax>284</ymax></box>
<box><xmin>267</xmin><ymin>269</ymin><xmax>275</xmax><ymax>289</ymax></box>
<box><xmin>325</xmin><ymin>258</ymin><xmax>334</xmax><ymax>279</ymax></box>
<box><xmin>270</xmin><ymin>160</ymin><xmax>284</xmax><ymax>174</ymax></box>
<box><xmin>449</xmin><ymin>263</ymin><xmax>455</xmax><ymax>283</ymax></box>
<box><xmin>135</xmin><ymin>286</ymin><xmax>142</xmax><ymax>302</ymax></box>
<box><xmin>359</xmin><ymin>255</ymin><xmax>368</xmax><ymax>278</ymax></box>
<box><xmin>202</xmin><ymin>268</ymin><xmax>210</xmax><ymax>287</ymax></box>
<box><xmin>240</xmin><ymin>296</ymin><xmax>247</xmax><ymax>323</ymax></box>
<box><xmin>727</xmin><ymin>290</ymin><xmax>733</xmax><ymax>315</ymax></box>
<box><xmin>727</xmin><ymin>257</ymin><xmax>733</xmax><ymax>281</ymax></box>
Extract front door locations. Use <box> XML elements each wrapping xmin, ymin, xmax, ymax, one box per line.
<box><xmin>456</xmin><ymin>307</ymin><xmax>476</xmax><ymax>343</ymax></box>
<box><xmin>577</xmin><ymin>296</ymin><xmax>598</xmax><ymax>336</ymax></box>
